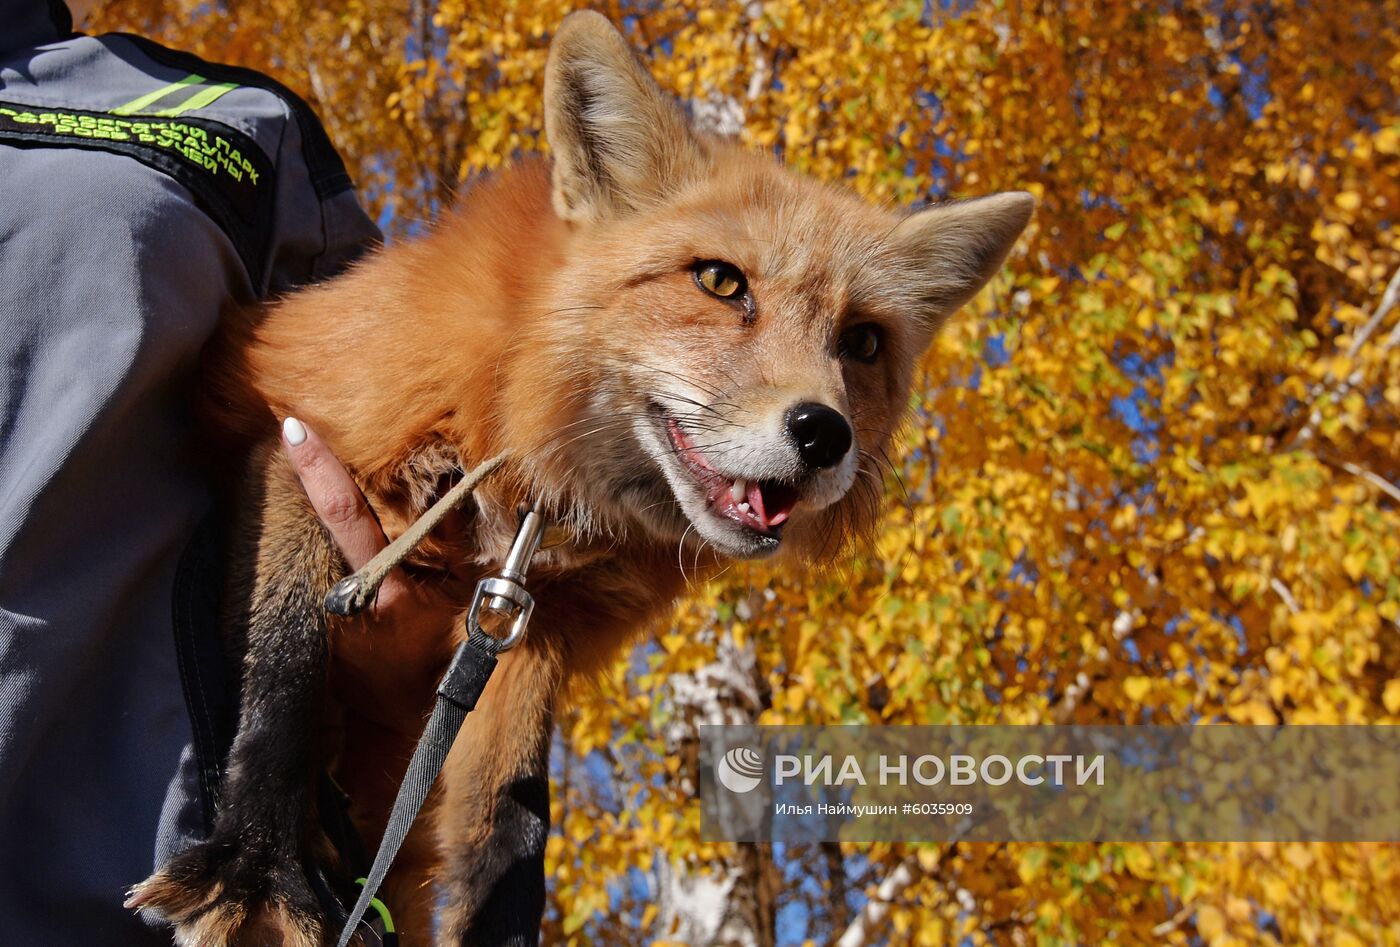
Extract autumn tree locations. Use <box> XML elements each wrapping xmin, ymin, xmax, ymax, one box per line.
<box><xmin>91</xmin><ymin>0</ymin><xmax>1400</xmax><ymax>943</ymax></box>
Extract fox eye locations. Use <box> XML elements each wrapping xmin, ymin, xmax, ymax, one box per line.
<box><xmin>839</xmin><ymin>323</ymin><xmax>882</xmax><ymax>363</ymax></box>
<box><xmin>693</xmin><ymin>261</ymin><xmax>746</xmax><ymax>300</ymax></box>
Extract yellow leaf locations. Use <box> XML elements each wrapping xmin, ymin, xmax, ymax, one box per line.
<box><xmin>1384</xmin><ymin>679</ymin><xmax>1400</xmax><ymax>715</ymax></box>
<box><xmin>1262</xmin><ymin>875</ymin><xmax>1289</xmax><ymax>904</ymax></box>
<box><xmin>1196</xmin><ymin>905</ymin><xmax>1226</xmax><ymax>943</ymax></box>
<box><xmin>784</xmin><ymin>687</ymin><xmax>806</xmax><ymax>714</ymax></box>
<box><xmin>919</xmin><ymin>918</ymin><xmax>946</xmax><ymax>942</ymax></box>
<box><xmin>1123</xmin><ymin>844</ymin><xmax>1153</xmax><ymax>877</ymax></box>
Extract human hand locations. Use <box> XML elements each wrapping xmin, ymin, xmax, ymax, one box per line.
<box><xmin>281</xmin><ymin>417</ymin><xmax>462</xmax><ymax>731</ymax></box>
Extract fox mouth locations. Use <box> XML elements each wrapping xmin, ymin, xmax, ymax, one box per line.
<box><xmin>662</xmin><ymin>416</ymin><xmax>801</xmax><ymax>538</ymax></box>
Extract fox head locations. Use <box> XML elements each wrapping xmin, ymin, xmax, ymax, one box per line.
<box><xmin>510</xmin><ymin>11</ymin><xmax>1032</xmax><ymax>564</ymax></box>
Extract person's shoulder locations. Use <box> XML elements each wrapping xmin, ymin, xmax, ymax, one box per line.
<box><xmin>0</xmin><ymin>31</ymin><xmax>377</xmax><ymax>292</ymax></box>
<box><xmin>92</xmin><ymin>33</ymin><xmax>381</xmax><ymax>291</ymax></box>
<box><xmin>95</xmin><ymin>32</ymin><xmax>352</xmax><ymax>200</ymax></box>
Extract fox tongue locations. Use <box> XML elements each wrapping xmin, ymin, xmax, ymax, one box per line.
<box><xmin>745</xmin><ymin>480</ymin><xmax>769</xmax><ymax>525</ymax></box>
<box><xmin>747</xmin><ymin>480</ymin><xmax>798</xmax><ymax>528</ymax></box>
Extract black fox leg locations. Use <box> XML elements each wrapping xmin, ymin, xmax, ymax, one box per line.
<box><xmin>435</xmin><ymin>635</ymin><xmax>562</xmax><ymax>946</ymax></box>
<box><xmin>131</xmin><ymin>450</ymin><xmax>342</xmax><ymax>947</ymax></box>
<box><xmin>444</xmin><ymin>762</ymin><xmax>551</xmax><ymax>947</ymax></box>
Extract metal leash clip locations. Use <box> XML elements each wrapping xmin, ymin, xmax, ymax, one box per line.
<box><xmin>465</xmin><ymin>508</ymin><xmax>545</xmax><ymax>651</ymax></box>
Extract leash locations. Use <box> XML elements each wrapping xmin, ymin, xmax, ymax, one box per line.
<box><xmin>326</xmin><ymin>456</ymin><xmax>546</xmax><ymax>947</ymax></box>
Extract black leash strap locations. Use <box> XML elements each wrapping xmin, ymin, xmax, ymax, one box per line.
<box><xmin>335</xmin><ymin>507</ymin><xmax>545</xmax><ymax>947</ymax></box>
<box><xmin>336</xmin><ymin>633</ymin><xmax>499</xmax><ymax>947</ymax></box>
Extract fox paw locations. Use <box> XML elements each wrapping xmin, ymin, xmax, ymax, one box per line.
<box><xmin>127</xmin><ymin>839</ymin><xmax>330</xmax><ymax>947</ymax></box>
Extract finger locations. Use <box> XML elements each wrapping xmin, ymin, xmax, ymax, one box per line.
<box><xmin>282</xmin><ymin>416</ymin><xmax>389</xmax><ymax>574</ymax></box>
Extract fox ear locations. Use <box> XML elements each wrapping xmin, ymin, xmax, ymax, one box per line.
<box><xmin>544</xmin><ymin>11</ymin><xmax>706</xmax><ymax>223</ymax></box>
<box><xmin>889</xmin><ymin>192</ymin><xmax>1035</xmax><ymax>326</ymax></box>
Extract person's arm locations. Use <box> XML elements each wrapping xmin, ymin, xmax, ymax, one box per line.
<box><xmin>281</xmin><ymin>416</ymin><xmax>460</xmax><ymax>730</ymax></box>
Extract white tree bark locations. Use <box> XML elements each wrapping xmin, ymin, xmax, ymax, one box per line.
<box><xmin>834</xmin><ymin>860</ymin><xmax>916</xmax><ymax>947</ymax></box>
<box><xmin>653</xmin><ymin>590</ymin><xmax>770</xmax><ymax>947</ymax></box>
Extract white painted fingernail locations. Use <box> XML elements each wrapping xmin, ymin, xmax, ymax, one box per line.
<box><xmin>282</xmin><ymin>417</ymin><xmax>307</xmax><ymax>446</ymax></box>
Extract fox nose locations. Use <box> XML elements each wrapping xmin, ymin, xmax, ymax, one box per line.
<box><xmin>785</xmin><ymin>402</ymin><xmax>852</xmax><ymax>470</ymax></box>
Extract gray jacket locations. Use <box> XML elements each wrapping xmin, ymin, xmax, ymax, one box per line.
<box><xmin>0</xmin><ymin>3</ymin><xmax>379</xmax><ymax>941</ymax></box>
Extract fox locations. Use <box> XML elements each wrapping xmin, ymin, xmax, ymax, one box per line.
<box><xmin>128</xmin><ymin>9</ymin><xmax>1032</xmax><ymax>947</ymax></box>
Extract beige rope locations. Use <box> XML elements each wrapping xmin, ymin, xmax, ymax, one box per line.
<box><xmin>323</xmin><ymin>451</ymin><xmax>511</xmax><ymax>616</ymax></box>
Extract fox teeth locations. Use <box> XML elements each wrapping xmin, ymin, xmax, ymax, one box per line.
<box><xmin>731</xmin><ymin>478</ymin><xmax>748</xmax><ymax>504</ymax></box>
<box><xmin>738</xmin><ymin>502</ymin><xmax>750</xmax><ymax>513</ymax></box>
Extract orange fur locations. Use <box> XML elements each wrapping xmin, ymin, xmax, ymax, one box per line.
<box><xmin>171</xmin><ymin>11</ymin><xmax>1032</xmax><ymax>945</ymax></box>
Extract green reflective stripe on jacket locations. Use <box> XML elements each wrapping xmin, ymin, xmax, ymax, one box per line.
<box><xmin>111</xmin><ymin>72</ymin><xmax>204</xmax><ymax>115</ymax></box>
<box><xmin>156</xmin><ymin>81</ymin><xmax>239</xmax><ymax>117</ymax></box>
